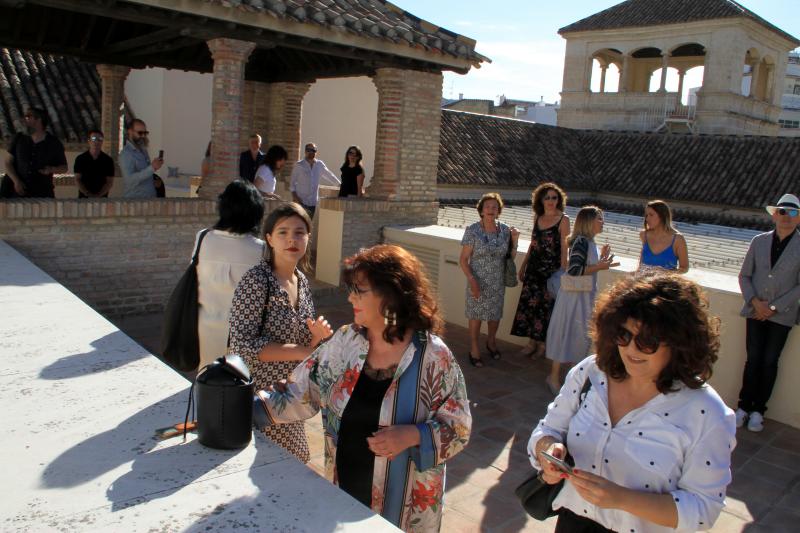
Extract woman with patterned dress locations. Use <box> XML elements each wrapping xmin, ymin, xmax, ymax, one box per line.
<box><xmin>228</xmin><ymin>203</ymin><xmax>333</xmax><ymax>462</ymax></box>
<box><xmin>545</xmin><ymin>206</ymin><xmax>618</xmax><ymax>394</ymax></box>
<box><xmin>511</xmin><ymin>183</ymin><xmax>570</xmax><ymax>358</ymax></box>
<box><xmin>459</xmin><ymin>192</ymin><xmax>520</xmax><ymax>367</ymax></box>
<box><xmin>254</xmin><ymin>245</ymin><xmax>471</xmax><ymax>532</ymax></box>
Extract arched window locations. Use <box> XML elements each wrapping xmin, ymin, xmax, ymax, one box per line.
<box><xmin>590</xmin><ymin>48</ymin><xmax>622</xmax><ymax>93</ymax></box>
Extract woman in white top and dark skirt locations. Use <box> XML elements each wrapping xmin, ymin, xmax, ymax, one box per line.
<box><xmin>194</xmin><ymin>180</ymin><xmax>265</xmax><ymax>369</ymax></box>
<box><xmin>254</xmin><ymin>145</ymin><xmax>288</xmax><ymax>199</ymax></box>
<box><xmin>529</xmin><ymin>273</ymin><xmax>736</xmax><ymax>532</ymax></box>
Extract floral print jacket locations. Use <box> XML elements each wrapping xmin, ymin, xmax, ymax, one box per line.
<box><xmin>254</xmin><ymin>324</ymin><xmax>472</xmax><ymax>532</ymax></box>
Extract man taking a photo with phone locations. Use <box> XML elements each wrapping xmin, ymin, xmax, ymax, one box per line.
<box><xmin>120</xmin><ymin>118</ymin><xmax>164</xmax><ymax>198</ymax></box>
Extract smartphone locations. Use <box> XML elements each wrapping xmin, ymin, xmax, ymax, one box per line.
<box><xmin>540</xmin><ymin>450</ymin><xmax>573</xmax><ymax>474</ymax></box>
<box><xmin>158</xmin><ymin>149</ymin><xmax>164</xmax><ymax>159</ymax></box>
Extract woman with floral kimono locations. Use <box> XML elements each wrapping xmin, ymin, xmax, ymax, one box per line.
<box><xmin>254</xmin><ymin>244</ymin><xmax>472</xmax><ymax>532</ymax></box>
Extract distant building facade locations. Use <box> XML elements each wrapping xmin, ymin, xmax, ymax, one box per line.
<box><xmin>556</xmin><ymin>0</ymin><xmax>799</xmax><ymax>136</ymax></box>
<box><xmin>442</xmin><ymin>94</ymin><xmax>559</xmax><ymax>126</ymax></box>
<box><xmin>778</xmin><ymin>52</ymin><xmax>800</xmax><ymax>136</ymax></box>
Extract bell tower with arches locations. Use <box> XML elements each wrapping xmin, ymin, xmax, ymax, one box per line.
<box><xmin>557</xmin><ymin>0</ymin><xmax>799</xmax><ymax>135</ymax></box>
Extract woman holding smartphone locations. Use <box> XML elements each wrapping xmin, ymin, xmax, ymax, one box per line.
<box><xmin>529</xmin><ymin>273</ymin><xmax>735</xmax><ymax>532</ymax></box>
<box><xmin>228</xmin><ymin>202</ymin><xmax>333</xmax><ymax>462</ymax></box>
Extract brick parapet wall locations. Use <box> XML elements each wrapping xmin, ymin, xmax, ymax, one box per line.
<box><xmin>320</xmin><ymin>198</ymin><xmax>438</xmax><ymax>261</ymax></box>
<box><xmin>0</xmin><ymin>199</ymin><xmax>218</xmax><ymax>318</ymax></box>
<box><xmin>370</xmin><ymin>68</ymin><xmax>443</xmax><ymax>202</ymax></box>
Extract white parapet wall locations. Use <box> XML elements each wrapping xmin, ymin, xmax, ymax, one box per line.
<box><xmin>385</xmin><ymin>225</ymin><xmax>800</xmax><ymax>429</ymax></box>
<box><xmin>0</xmin><ymin>239</ymin><xmax>396</xmax><ymax>532</ymax></box>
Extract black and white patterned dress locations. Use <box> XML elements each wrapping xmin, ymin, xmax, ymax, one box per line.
<box><xmin>228</xmin><ymin>259</ymin><xmax>313</xmax><ymax>462</ymax></box>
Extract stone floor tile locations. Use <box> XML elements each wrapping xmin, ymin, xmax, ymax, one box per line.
<box><xmin>722</xmin><ymin>496</ymin><xmax>768</xmax><ymax>522</ymax></box>
<box><xmin>753</xmin><ymin>445</ymin><xmax>800</xmax><ymax>473</ymax></box>
<box><xmin>440</xmin><ymin>508</ymin><xmax>482</xmax><ymax>533</ymax></box>
<box><xmin>756</xmin><ymin>507</ymin><xmax>800</xmax><ymax>531</ymax></box>
<box><xmin>727</xmin><ymin>472</ymin><xmax>787</xmax><ymax>505</ymax></box>
<box><xmin>736</xmin><ymin>458</ymin><xmax>797</xmax><ymax>488</ymax></box>
<box><xmin>494</xmin><ymin>514</ymin><xmax>559</xmax><ymax>533</ymax></box>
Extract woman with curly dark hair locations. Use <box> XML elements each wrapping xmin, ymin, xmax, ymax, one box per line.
<box><xmin>527</xmin><ymin>273</ymin><xmax>736</xmax><ymax>532</ymax></box>
<box><xmin>254</xmin><ymin>244</ymin><xmax>471</xmax><ymax>532</ymax></box>
<box><xmin>511</xmin><ymin>182</ymin><xmax>570</xmax><ymax>358</ymax></box>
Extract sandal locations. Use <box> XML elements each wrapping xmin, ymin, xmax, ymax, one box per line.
<box><xmin>486</xmin><ymin>342</ymin><xmax>501</xmax><ymax>360</ymax></box>
<box><xmin>530</xmin><ymin>343</ymin><xmax>546</xmax><ymax>361</ymax></box>
<box><xmin>468</xmin><ymin>353</ymin><xmax>484</xmax><ymax>368</ymax></box>
<box><xmin>518</xmin><ymin>342</ymin><xmax>537</xmax><ymax>357</ymax></box>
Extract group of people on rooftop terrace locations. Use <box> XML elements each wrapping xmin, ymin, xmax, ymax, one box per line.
<box><xmin>182</xmin><ymin>170</ymin><xmax>798</xmax><ymax>531</ymax></box>
<box><xmin>4</xmin><ymin>108</ymin><xmax>800</xmax><ymax>532</ymax></box>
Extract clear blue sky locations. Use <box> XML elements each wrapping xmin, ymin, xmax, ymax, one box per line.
<box><xmin>397</xmin><ymin>0</ymin><xmax>800</xmax><ymax>103</ymax></box>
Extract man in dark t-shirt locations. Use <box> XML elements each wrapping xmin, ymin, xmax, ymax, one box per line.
<box><xmin>1</xmin><ymin>107</ymin><xmax>67</xmax><ymax>198</ymax></box>
<box><xmin>74</xmin><ymin>129</ymin><xmax>115</xmax><ymax>198</ymax></box>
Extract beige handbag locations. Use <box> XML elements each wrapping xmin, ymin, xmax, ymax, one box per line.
<box><xmin>559</xmin><ymin>273</ymin><xmax>593</xmax><ymax>292</ymax></box>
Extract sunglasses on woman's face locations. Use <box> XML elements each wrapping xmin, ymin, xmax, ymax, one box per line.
<box><xmin>543</xmin><ymin>195</ymin><xmax>559</xmax><ymax>201</ymax></box>
<box><xmin>614</xmin><ymin>327</ymin><xmax>661</xmax><ymax>354</ymax></box>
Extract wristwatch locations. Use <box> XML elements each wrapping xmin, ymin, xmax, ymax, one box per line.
<box><xmin>769</xmin><ymin>304</ymin><xmax>777</xmax><ymax>312</ymax></box>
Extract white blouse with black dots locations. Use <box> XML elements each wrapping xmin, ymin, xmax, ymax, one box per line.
<box><xmin>528</xmin><ymin>355</ymin><xmax>736</xmax><ymax>533</ymax></box>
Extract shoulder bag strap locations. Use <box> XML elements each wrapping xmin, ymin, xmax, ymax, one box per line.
<box><xmin>564</xmin><ymin>374</ymin><xmax>593</xmax><ymax>450</ymax></box>
<box><xmin>191</xmin><ymin>228</ymin><xmax>212</xmax><ymax>265</ymax></box>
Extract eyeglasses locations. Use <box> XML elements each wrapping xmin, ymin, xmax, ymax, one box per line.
<box><xmin>614</xmin><ymin>327</ymin><xmax>661</xmax><ymax>354</ymax></box>
<box><xmin>134</xmin><ymin>130</ymin><xmax>149</xmax><ymax>136</ymax></box>
<box><xmin>777</xmin><ymin>208</ymin><xmax>799</xmax><ymax>217</ymax></box>
<box><xmin>89</xmin><ymin>136</ymin><xmax>104</xmax><ymax>142</ymax></box>
<box><xmin>347</xmin><ymin>284</ymin><xmax>372</xmax><ymax>296</ymax></box>
<box><xmin>347</xmin><ymin>151</ymin><xmax>358</xmax><ymax>156</ymax></box>
<box><xmin>305</xmin><ymin>147</ymin><xmax>317</xmax><ymax>153</ymax></box>
<box><xmin>543</xmin><ymin>195</ymin><xmax>559</xmax><ymax>201</ymax></box>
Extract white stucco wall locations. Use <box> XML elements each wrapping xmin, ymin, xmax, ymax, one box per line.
<box><xmin>125</xmin><ymin>68</ymin><xmax>212</xmax><ymax>176</ymax></box>
<box><xmin>301</xmin><ymin>77</ymin><xmax>378</xmax><ymax>187</ymax></box>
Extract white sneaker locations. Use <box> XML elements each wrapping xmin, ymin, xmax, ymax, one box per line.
<box><xmin>735</xmin><ymin>408</ymin><xmax>748</xmax><ymax>428</ymax></box>
<box><xmin>747</xmin><ymin>412</ymin><xmax>764</xmax><ymax>432</ymax></box>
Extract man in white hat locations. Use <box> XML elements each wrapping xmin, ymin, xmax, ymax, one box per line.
<box><xmin>736</xmin><ymin>193</ymin><xmax>800</xmax><ymax>432</ymax></box>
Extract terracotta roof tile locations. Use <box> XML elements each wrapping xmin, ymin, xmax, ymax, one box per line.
<box><xmin>204</xmin><ymin>0</ymin><xmax>487</xmax><ymax>63</ymax></box>
<box><xmin>559</xmin><ymin>0</ymin><xmax>799</xmax><ymax>45</ymax></box>
<box><xmin>0</xmin><ymin>48</ymin><xmax>101</xmax><ymax>143</ymax></box>
<box><xmin>438</xmin><ymin>109</ymin><xmax>800</xmax><ymax>210</ymax></box>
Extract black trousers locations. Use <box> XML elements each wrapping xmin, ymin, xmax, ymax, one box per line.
<box><xmin>555</xmin><ymin>509</ymin><xmax>614</xmax><ymax>533</ymax></box>
<box><xmin>738</xmin><ymin>318</ymin><xmax>792</xmax><ymax>414</ymax></box>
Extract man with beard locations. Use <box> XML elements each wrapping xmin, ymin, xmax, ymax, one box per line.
<box><xmin>120</xmin><ymin>118</ymin><xmax>164</xmax><ymax>198</ymax></box>
<box><xmin>1</xmin><ymin>107</ymin><xmax>67</xmax><ymax>198</ymax></box>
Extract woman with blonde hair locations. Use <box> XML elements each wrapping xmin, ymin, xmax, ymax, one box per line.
<box><xmin>638</xmin><ymin>200</ymin><xmax>689</xmax><ymax>273</ymax></box>
<box><xmin>544</xmin><ymin>206</ymin><xmax>617</xmax><ymax>393</ymax></box>
<box><xmin>512</xmin><ymin>182</ymin><xmax>570</xmax><ymax>358</ymax></box>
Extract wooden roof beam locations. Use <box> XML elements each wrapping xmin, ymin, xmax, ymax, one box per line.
<box><xmin>105</xmin><ymin>26</ymin><xmax>187</xmax><ymax>54</ymax></box>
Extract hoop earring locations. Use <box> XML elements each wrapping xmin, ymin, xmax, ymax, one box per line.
<box><xmin>383</xmin><ymin>309</ymin><xmax>397</xmax><ymax>327</ymax></box>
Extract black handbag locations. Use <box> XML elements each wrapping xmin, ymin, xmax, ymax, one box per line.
<box><xmin>161</xmin><ymin>228</ymin><xmax>211</xmax><ymax>371</ymax></box>
<box><xmin>515</xmin><ymin>375</ymin><xmax>593</xmax><ymax>520</ymax></box>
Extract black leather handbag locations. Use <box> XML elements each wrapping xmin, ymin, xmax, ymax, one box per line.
<box><xmin>193</xmin><ymin>355</ymin><xmax>254</xmax><ymax>449</ymax></box>
<box><xmin>161</xmin><ymin>228</ymin><xmax>210</xmax><ymax>372</ymax></box>
<box><xmin>515</xmin><ymin>376</ymin><xmax>592</xmax><ymax>520</ymax></box>
<box><xmin>503</xmin><ymin>233</ymin><xmax>518</xmax><ymax>288</ymax></box>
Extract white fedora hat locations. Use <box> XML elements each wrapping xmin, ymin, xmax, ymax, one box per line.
<box><xmin>766</xmin><ymin>193</ymin><xmax>800</xmax><ymax>215</ymax></box>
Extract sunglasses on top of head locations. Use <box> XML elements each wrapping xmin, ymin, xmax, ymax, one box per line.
<box><xmin>614</xmin><ymin>327</ymin><xmax>661</xmax><ymax>354</ymax></box>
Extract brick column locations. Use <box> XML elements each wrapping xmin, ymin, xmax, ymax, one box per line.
<box><xmin>264</xmin><ymin>82</ymin><xmax>311</xmax><ymax>198</ymax></box>
<box><xmin>369</xmin><ymin>68</ymin><xmax>442</xmax><ymax>202</ymax></box>
<box><xmin>239</xmin><ymin>80</ymin><xmax>272</xmax><ymax>152</ymax></box>
<box><xmin>96</xmin><ymin>64</ymin><xmax>130</xmax><ymax>166</ymax></box>
<box><xmin>203</xmin><ymin>38</ymin><xmax>256</xmax><ymax>199</ymax></box>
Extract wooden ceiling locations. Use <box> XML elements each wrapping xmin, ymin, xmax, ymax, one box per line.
<box><xmin>0</xmin><ymin>0</ymin><xmax>456</xmax><ymax>82</ymax></box>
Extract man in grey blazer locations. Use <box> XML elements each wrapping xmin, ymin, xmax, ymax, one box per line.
<box><xmin>736</xmin><ymin>193</ymin><xmax>800</xmax><ymax>432</ymax></box>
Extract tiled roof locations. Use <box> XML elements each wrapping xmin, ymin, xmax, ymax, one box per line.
<box><xmin>438</xmin><ymin>109</ymin><xmax>800</xmax><ymax>211</ymax></box>
<box><xmin>559</xmin><ymin>0</ymin><xmax>799</xmax><ymax>45</ymax></box>
<box><xmin>0</xmin><ymin>48</ymin><xmax>101</xmax><ymax>143</ymax></box>
<box><xmin>203</xmin><ymin>0</ymin><xmax>487</xmax><ymax>64</ymax></box>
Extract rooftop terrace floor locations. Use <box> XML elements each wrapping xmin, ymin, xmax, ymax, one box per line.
<box><xmin>117</xmin><ymin>302</ymin><xmax>800</xmax><ymax>533</ymax></box>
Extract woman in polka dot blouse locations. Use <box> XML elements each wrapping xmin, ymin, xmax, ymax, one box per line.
<box><xmin>528</xmin><ymin>272</ymin><xmax>736</xmax><ymax>532</ymax></box>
